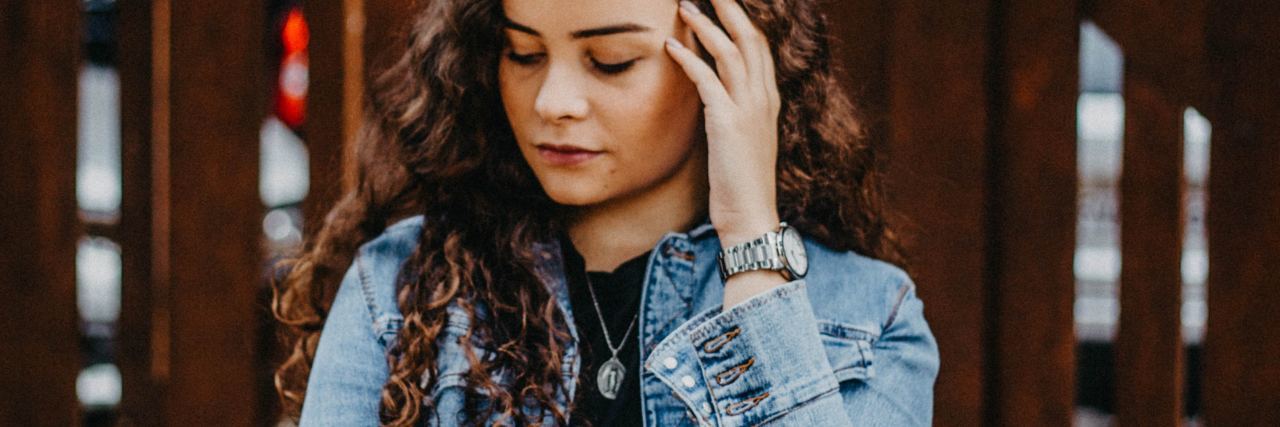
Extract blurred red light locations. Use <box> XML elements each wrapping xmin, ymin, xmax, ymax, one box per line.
<box><xmin>276</xmin><ymin>6</ymin><xmax>310</xmax><ymax>128</ymax></box>
<box><xmin>282</xmin><ymin>8</ymin><xmax>309</xmax><ymax>54</ymax></box>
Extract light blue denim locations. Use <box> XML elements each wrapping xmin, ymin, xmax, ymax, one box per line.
<box><xmin>300</xmin><ymin>215</ymin><xmax>939</xmax><ymax>426</ymax></box>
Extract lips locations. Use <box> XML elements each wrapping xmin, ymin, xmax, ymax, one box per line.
<box><xmin>535</xmin><ymin>143</ymin><xmax>603</xmax><ymax>167</ymax></box>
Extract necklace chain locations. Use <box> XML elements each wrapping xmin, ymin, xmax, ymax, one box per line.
<box><xmin>584</xmin><ymin>272</ymin><xmax>640</xmax><ymax>358</ymax></box>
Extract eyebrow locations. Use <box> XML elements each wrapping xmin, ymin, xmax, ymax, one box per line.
<box><xmin>503</xmin><ymin>19</ymin><xmax>653</xmax><ymax>40</ymax></box>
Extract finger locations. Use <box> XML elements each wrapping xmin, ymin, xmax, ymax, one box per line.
<box><xmin>750</xmin><ymin>26</ymin><xmax>777</xmax><ymax>110</ymax></box>
<box><xmin>706</xmin><ymin>0</ymin><xmax>767</xmax><ymax>83</ymax></box>
<box><xmin>678</xmin><ymin>1</ymin><xmax>748</xmax><ymax>97</ymax></box>
<box><xmin>665</xmin><ymin>37</ymin><xmax>732</xmax><ymax>106</ymax></box>
<box><xmin>761</xmin><ymin>44</ymin><xmax>780</xmax><ymax>111</ymax></box>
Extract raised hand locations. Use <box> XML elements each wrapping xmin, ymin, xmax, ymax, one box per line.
<box><xmin>665</xmin><ymin>0</ymin><xmax>788</xmax><ymax>306</ymax></box>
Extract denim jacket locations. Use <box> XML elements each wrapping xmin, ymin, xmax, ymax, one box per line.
<box><xmin>300</xmin><ymin>215</ymin><xmax>939</xmax><ymax>426</ymax></box>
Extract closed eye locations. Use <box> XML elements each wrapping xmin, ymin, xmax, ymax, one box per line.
<box><xmin>504</xmin><ymin>51</ymin><xmax>637</xmax><ymax>76</ymax></box>
<box><xmin>506</xmin><ymin>51</ymin><xmax>543</xmax><ymax>65</ymax></box>
<box><xmin>591</xmin><ymin>58</ymin><xmax>637</xmax><ymax>75</ymax></box>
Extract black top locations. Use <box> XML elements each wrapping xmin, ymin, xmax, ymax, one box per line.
<box><xmin>562</xmin><ymin>237</ymin><xmax>649</xmax><ymax>427</ymax></box>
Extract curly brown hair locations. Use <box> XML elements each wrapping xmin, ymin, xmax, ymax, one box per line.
<box><xmin>271</xmin><ymin>0</ymin><xmax>907</xmax><ymax>425</ymax></box>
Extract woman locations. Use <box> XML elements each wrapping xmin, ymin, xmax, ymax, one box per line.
<box><xmin>273</xmin><ymin>0</ymin><xmax>939</xmax><ymax>425</ymax></box>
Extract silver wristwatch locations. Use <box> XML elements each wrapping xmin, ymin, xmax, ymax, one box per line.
<box><xmin>717</xmin><ymin>222</ymin><xmax>809</xmax><ymax>282</ymax></box>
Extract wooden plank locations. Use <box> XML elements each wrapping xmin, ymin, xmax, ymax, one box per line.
<box><xmin>303</xmin><ymin>0</ymin><xmax>414</xmax><ymax>228</ymax></box>
<box><xmin>302</xmin><ymin>0</ymin><xmax>364</xmax><ymax>231</ymax></box>
<box><xmin>114</xmin><ymin>0</ymin><xmax>162</xmax><ymax>425</ymax></box>
<box><xmin>1084</xmin><ymin>0</ymin><xmax>1211</xmax><ymax>119</ymax></box>
<box><xmin>1115</xmin><ymin>73</ymin><xmax>1185</xmax><ymax>426</ymax></box>
<box><xmin>157</xmin><ymin>1</ymin><xmax>267</xmax><ymax>424</ymax></box>
<box><xmin>828</xmin><ymin>0</ymin><xmax>890</xmax><ymax>153</ymax></box>
<box><xmin>987</xmin><ymin>0</ymin><xmax>1079</xmax><ymax>424</ymax></box>
<box><xmin>882</xmin><ymin>3</ymin><xmax>991</xmax><ymax>425</ymax></box>
<box><xmin>832</xmin><ymin>2</ymin><xmax>988</xmax><ymax>425</ymax></box>
<box><xmin>362</xmin><ymin>1</ymin><xmax>417</xmax><ymax>83</ymax></box>
<box><xmin>1203</xmin><ymin>1</ymin><xmax>1280</xmax><ymax>424</ymax></box>
<box><xmin>0</xmin><ymin>0</ymin><xmax>83</xmax><ymax>425</ymax></box>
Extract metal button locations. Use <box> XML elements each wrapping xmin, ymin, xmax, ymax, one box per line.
<box><xmin>663</xmin><ymin>356</ymin><xmax>679</xmax><ymax>370</ymax></box>
<box><xmin>681</xmin><ymin>375</ymin><xmax>696</xmax><ymax>388</ymax></box>
<box><xmin>702</xmin><ymin>402</ymin><xmax>714</xmax><ymax>414</ymax></box>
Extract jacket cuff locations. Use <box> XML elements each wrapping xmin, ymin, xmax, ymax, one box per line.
<box><xmin>644</xmin><ymin>279</ymin><xmax>839</xmax><ymax>427</ymax></box>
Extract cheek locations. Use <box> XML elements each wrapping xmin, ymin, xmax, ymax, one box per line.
<box><xmin>499</xmin><ymin>64</ymin><xmax>556</xmax><ymax>150</ymax></box>
<box><xmin>605</xmin><ymin>66</ymin><xmax>703</xmax><ymax>155</ymax></box>
<box><xmin>498</xmin><ymin>68</ymin><xmax>533</xmax><ymax>133</ymax></box>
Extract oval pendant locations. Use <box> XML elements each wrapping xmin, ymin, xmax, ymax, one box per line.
<box><xmin>597</xmin><ymin>357</ymin><xmax>626</xmax><ymax>400</ymax></box>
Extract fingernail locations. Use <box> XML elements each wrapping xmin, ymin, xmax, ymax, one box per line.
<box><xmin>680</xmin><ymin>1</ymin><xmax>700</xmax><ymax>15</ymax></box>
<box><xmin>666</xmin><ymin>37</ymin><xmax>684</xmax><ymax>49</ymax></box>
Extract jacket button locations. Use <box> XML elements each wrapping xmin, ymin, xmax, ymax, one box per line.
<box><xmin>714</xmin><ymin>357</ymin><xmax>755</xmax><ymax>386</ymax></box>
<box><xmin>663</xmin><ymin>357</ymin><xmax>679</xmax><ymax>370</ymax></box>
<box><xmin>681</xmin><ymin>375</ymin><xmax>697</xmax><ymax>388</ymax></box>
<box><xmin>701</xmin><ymin>326</ymin><xmax>742</xmax><ymax>354</ymax></box>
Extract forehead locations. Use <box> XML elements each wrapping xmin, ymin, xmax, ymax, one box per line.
<box><xmin>502</xmin><ymin>0</ymin><xmax>676</xmax><ymax>38</ymax></box>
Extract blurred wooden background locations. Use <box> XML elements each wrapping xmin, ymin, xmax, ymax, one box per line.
<box><xmin>2</xmin><ymin>0</ymin><xmax>1277</xmax><ymax>425</ymax></box>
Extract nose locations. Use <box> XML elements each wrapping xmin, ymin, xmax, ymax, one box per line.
<box><xmin>533</xmin><ymin>62</ymin><xmax>589</xmax><ymax>123</ymax></box>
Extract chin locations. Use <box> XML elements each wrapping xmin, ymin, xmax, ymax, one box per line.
<box><xmin>521</xmin><ymin>160</ymin><xmax>599</xmax><ymax>205</ymax></box>
<box><xmin>539</xmin><ymin>180</ymin><xmax>610</xmax><ymax>207</ymax></box>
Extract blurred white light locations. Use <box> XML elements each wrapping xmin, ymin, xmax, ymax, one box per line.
<box><xmin>1075</xmin><ymin>296</ymin><xmax>1119</xmax><ymax>328</ymax></box>
<box><xmin>77</xmin><ymin>237</ymin><xmax>121</xmax><ymax>325</ymax></box>
<box><xmin>76</xmin><ymin>65</ymin><xmax>122</xmax><ymax>217</ymax></box>
<box><xmin>77</xmin><ymin>363</ymin><xmax>122</xmax><ymax>407</ymax></box>
<box><xmin>1074</xmin><ymin>23</ymin><xmax>1126</xmax><ymax>346</ymax></box>
<box><xmin>1075</xmin><ymin>295</ymin><xmax>1119</xmax><ymax>342</ymax></box>
<box><xmin>263</xmin><ymin>208</ymin><xmax>302</xmax><ymax>246</ymax></box>
<box><xmin>1182</xmin><ymin>248</ymin><xmax>1209</xmax><ymax>287</ymax></box>
<box><xmin>1077</xmin><ymin>93</ymin><xmax>1125</xmax><ymax>144</ymax></box>
<box><xmin>281</xmin><ymin>54</ymin><xmax>310</xmax><ymax>99</ymax></box>
<box><xmin>1075</xmin><ymin>246</ymin><xmax>1121</xmax><ymax>284</ymax></box>
<box><xmin>1182</xmin><ymin>299</ymin><xmax>1208</xmax><ymax>345</ymax></box>
<box><xmin>260</xmin><ymin>116</ymin><xmax>310</xmax><ymax>207</ymax></box>
<box><xmin>1080</xmin><ymin>21</ymin><xmax>1124</xmax><ymax>93</ymax></box>
<box><xmin>1077</xmin><ymin>93</ymin><xmax>1125</xmax><ymax>186</ymax></box>
<box><xmin>1184</xmin><ymin>107</ymin><xmax>1212</xmax><ymax>186</ymax></box>
<box><xmin>1182</xmin><ymin>107</ymin><xmax>1211</xmax><ymax>346</ymax></box>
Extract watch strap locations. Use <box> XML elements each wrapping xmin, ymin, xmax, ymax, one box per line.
<box><xmin>717</xmin><ymin>224</ymin><xmax>788</xmax><ymax>281</ymax></box>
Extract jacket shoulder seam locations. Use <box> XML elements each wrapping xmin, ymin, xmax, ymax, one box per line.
<box><xmin>354</xmin><ymin>253</ymin><xmax>383</xmax><ymax>325</ymax></box>
<box><xmin>883</xmin><ymin>277</ymin><xmax>914</xmax><ymax>330</ymax></box>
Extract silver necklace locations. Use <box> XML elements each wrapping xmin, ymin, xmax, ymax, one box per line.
<box><xmin>584</xmin><ymin>272</ymin><xmax>640</xmax><ymax>400</ymax></box>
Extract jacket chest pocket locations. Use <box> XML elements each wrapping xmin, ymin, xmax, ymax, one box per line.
<box><xmin>429</xmin><ymin>322</ymin><xmax>547</xmax><ymax>424</ymax></box>
<box><xmin>429</xmin><ymin>321</ymin><xmax>513</xmax><ymax>394</ymax></box>
<box><xmin>817</xmin><ymin>320</ymin><xmax>877</xmax><ymax>383</ymax></box>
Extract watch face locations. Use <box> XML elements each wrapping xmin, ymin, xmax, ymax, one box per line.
<box><xmin>781</xmin><ymin>227</ymin><xmax>808</xmax><ymax>277</ymax></box>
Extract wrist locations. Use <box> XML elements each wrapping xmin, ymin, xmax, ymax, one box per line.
<box><xmin>715</xmin><ymin>214</ymin><xmax>781</xmax><ymax>249</ymax></box>
<box><xmin>722</xmin><ymin>269</ymin><xmax>788</xmax><ymax>307</ymax></box>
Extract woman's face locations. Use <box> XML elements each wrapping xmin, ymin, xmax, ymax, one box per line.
<box><xmin>499</xmin><ymin>0</ymin><xmax>703</xmax><ymax>207</ymax></box>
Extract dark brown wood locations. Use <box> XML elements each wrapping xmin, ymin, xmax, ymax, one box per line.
<box><xmin>115</xmin><ymin>0</ymin><xmax>162</xmax><ymax>425</ymax></box>
<box><xmin>828</xmin><ymin>0</ymin><xmax>894</xmax><ymax>178</ymax></box>
<box><xmin>882</xmin><ymin>3</ymin><xmax>991</xmax><ymax>426</ymax></box>
<box><xmin>987</xmin><ymin>1</ymin><xmax>1079</xmax><ymax>425</ymax></box>
<box><xmin>304</xmin><ymin>0</ymin><xmax>416</xmax><ymax>229</ymax></box>
<box><xmin>157</xmin><ymin>1</ymin><xmax>267</xmax><ymax>424</ymax></box>
<box><xmin>1084</xmin><ymin>0</ymin><xmax>1211</xmax><ymax>120</ymax></box>
<box><xmin>362</xmin><ymin>1</ymin><xmax>417</xmax><ymax>85</ymax></box>
<box><xmin>292</xmin><ymin>2</ymin><xmax>416</xmax><ymax>420</ymax></box>
<box><xmin>828</xmin><ymin>0</ymin><xmax>891</xmax><ymax>150</ymax></box>
<box><xmin>303</xmin><ymin>0</ymin><xmax>363</xmax><ymax>233</ymax></box>
<box><xmin>1115</xmin><ymin>73</ymin><xmax>1185</xmax><ymax>426</ymax></box>
<box><xmin>1203</xmin><ymin>1</ymin><xmax>1280</xmax><ymax>424</ymax></box>
<box><xmin>0</xmin><ymin>0</ymin><xmax>83</xmax><ymax>425</ymax></box>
